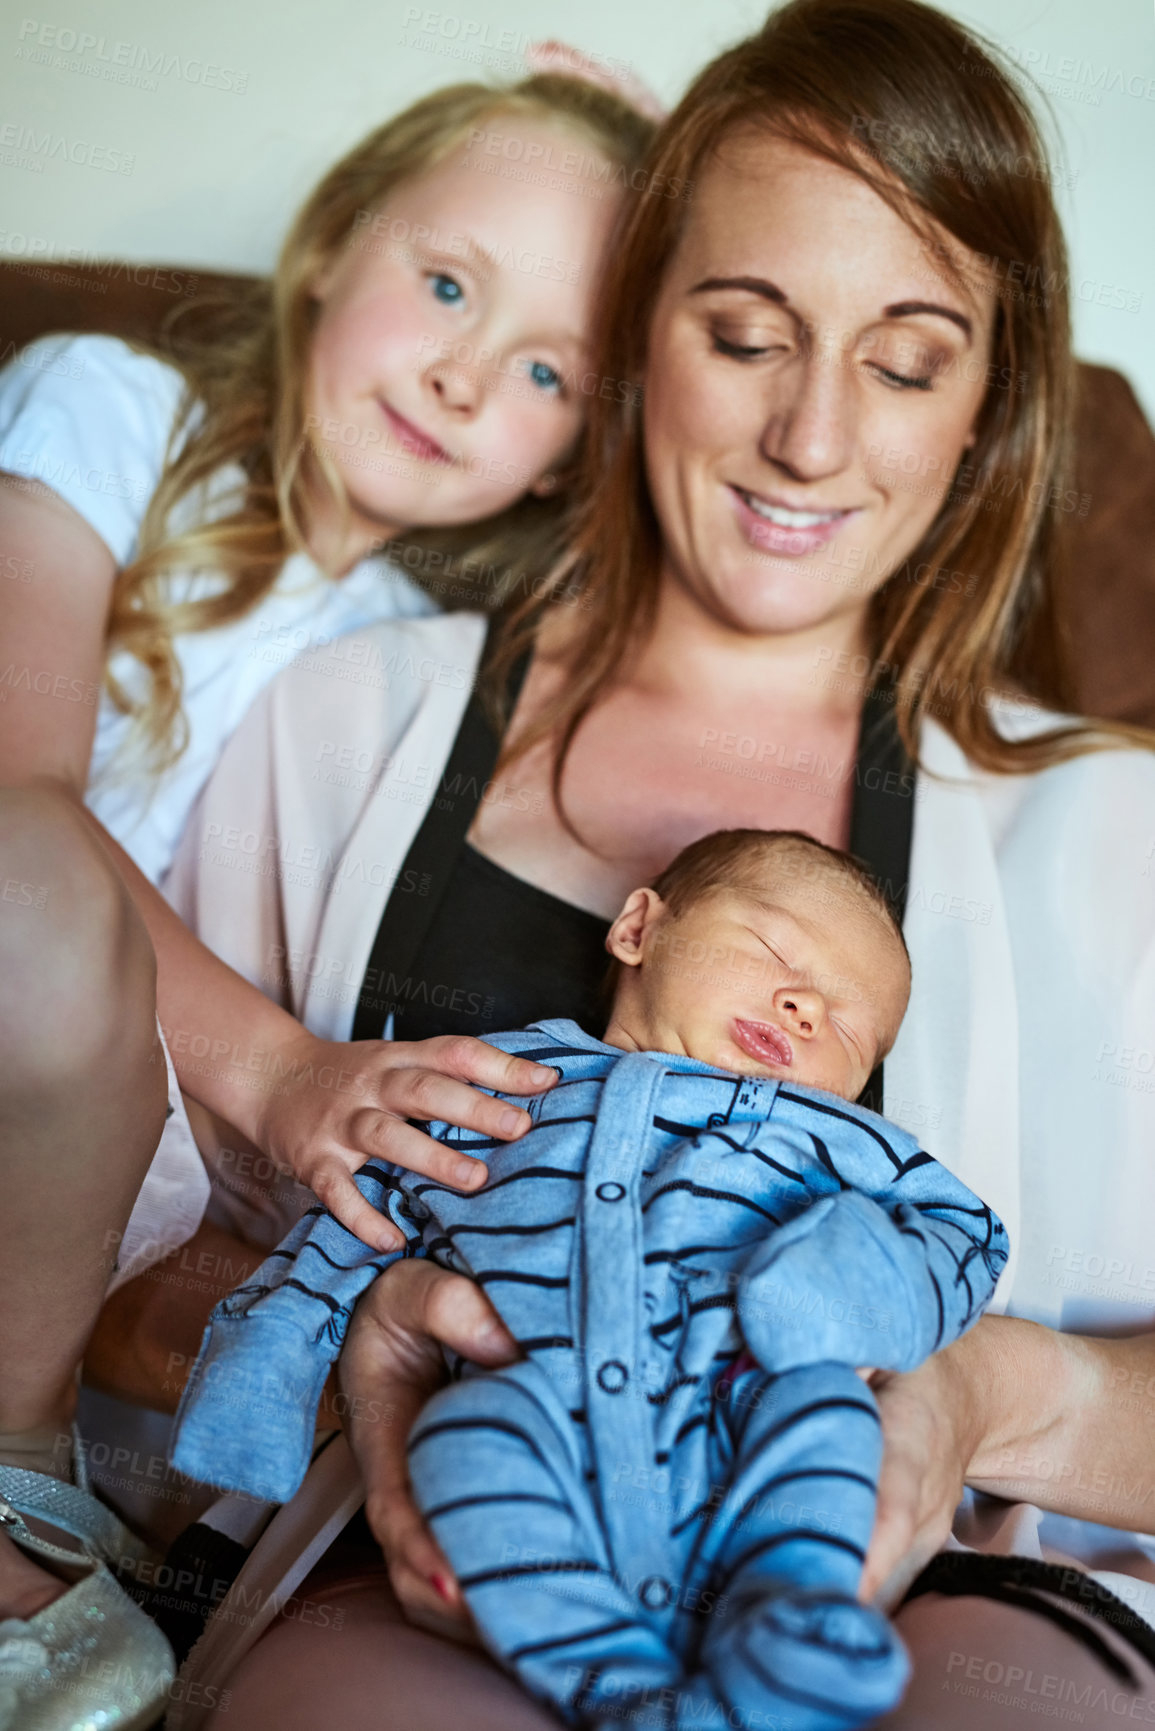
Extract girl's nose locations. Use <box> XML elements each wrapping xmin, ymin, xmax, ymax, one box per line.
<box><xmin>428</xmin><ymin>359</ymin><xmax>483</xmax><ymax>415</ymax></box>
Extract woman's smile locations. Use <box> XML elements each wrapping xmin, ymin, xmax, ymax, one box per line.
<box><xmin>729</xmin><ymin>484</ymin><xmax>861</xmax><ymax>557</ymax></box>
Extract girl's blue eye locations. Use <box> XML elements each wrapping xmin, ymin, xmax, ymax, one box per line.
<box><xmin>429</xmin><ymin>273</ymin><xmax>463</xmax><ymax>305</ymax></box>
<box><xmin>525</xmin><ymin>359</ymin><xmax>561</xmax><ymax>393</ymax></box>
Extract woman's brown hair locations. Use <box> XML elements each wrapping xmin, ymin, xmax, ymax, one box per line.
<box><xmin>491</xmin><ymin>0</ymin><xmax>1151</xmax><ymax>800</ymax></box>
<box><xmin>101</xmin><ymin>74</ymin><xmax>653</xmax><ymax>774</ymax></box>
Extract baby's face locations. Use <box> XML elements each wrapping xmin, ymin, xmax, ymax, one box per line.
<box><xmin>605</xmin><ymin>878</ymin><xmax>909</xmax><ymax>1101</ymax></box>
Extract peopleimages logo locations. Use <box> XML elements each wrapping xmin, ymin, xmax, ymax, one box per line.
<box><xmin>15</xmin><ymin>18</ymin><xmax>249</xmax><ymax>92</ymax></box>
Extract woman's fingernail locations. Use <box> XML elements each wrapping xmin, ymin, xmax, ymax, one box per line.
<box><xmin>455</xmin><ymin>1158</ymin><xmax>483</xmax><ymax>1186</ymax></box>
<box><xmin>431</xmin><ymin>1572</ymin><xmax>455</xmax><ymax>1602</ymax></box>
<box><xmin>530</xmin><ymin>1064</ymin><xmax>559</xmax><ymax>1082</ymax></box>
<box><xmin>498</xmin><ymin>1107</ymin><xmax>526</xmax><ymax>1136</ymax></box>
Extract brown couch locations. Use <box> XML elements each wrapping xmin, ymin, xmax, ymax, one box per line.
<box><xmin>3</xmin><ymin>257</ymin><xmax>1154</xmax><ymax>728</ymax></box>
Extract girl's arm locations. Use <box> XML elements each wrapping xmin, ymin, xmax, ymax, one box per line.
<box><xmin>0</xmin><ymin>477</ymin><xmax>556</xmax><ymax>1245</ymax></box>
<box><xmin>861</xmin><ymin>1315</ymin><xmax>1155</xmax><ymax>1606</ymax></box>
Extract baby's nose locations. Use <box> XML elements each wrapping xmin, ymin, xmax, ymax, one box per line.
<box><xmin>776</xmin><ymin>987</ymin><xmax>826</xmax><ymax>1036</ymax></box>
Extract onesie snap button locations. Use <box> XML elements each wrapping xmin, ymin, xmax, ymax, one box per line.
<box><xmin>640</xmin><ymin>1576</ymin><xmax>673</xmax><ymax>1610</ymax></box>
<box><xmin>597</xmin><ymin>1360</ymin><xmax>628</xmax><ymax>1393</ymax></box>
<box><xmin>596</xmin><ymin>1182</ymin><xmax>625</xmax><ymax>1202</ymax></box>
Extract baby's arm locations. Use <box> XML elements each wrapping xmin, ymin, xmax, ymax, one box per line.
<box><xmin>737</xmin><ymin>1091</ymin><xmax>1008</xmax><ymax>1375</ymax></box>
<box><xmin>170</xmin><ymin>1160</ymin><xmax>419</xmax><ymax>1501</ymax></box>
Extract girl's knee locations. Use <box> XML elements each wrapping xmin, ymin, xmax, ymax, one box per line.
<box><xmin>0</xmin><ymin>786</ymin><xmax>155</xmax><ymax>1071</ymax></box>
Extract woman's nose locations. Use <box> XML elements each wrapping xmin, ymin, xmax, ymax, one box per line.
<box><xmin>773</xmin><ymin>986</ymin><xmax>827</xmax><ymax>1038</ymax></box>
<box><xmin>758</xmin><ymin>344</ymin><xmax>858</xmax><ymax>481</ymax></box>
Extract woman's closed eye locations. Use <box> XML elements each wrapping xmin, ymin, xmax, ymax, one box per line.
<box><xmin>711</xmin><ymin>329</ymin><xmax>786</xmax><ymax>362</ymax></box>
<box><xmin>871</xmin><ymin>364</ymin><xmax>934</xmax><ymax>392</ymax></box>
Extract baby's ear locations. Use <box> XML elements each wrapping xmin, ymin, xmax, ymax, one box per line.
<box><xmin>606</xmin><ymin>887</ymin><xmax>663</xmax><ymax>967</ymax></box>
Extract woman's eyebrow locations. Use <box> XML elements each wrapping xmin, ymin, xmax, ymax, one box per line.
<box><xmin>884</xmin><ymin>299</ymin><xmax>973</xmax><ymax>341</ymax></box>
<box><xmin>688</xmin><ymin>278</ymin><xmax>973</xmax><ymax>344</ymax></box>
<box><xmin>689</xmin><ymin>275</ymin><xmax>788</xmax><ymax>304</ymax></box>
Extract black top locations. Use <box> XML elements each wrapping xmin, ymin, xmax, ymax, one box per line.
<box><xmin>351</xmin><ymin>619</ymin><xmax>915</xmax><ymax>1111</ymax></box>
<box><xmin>389</xmin><ymin>843</ymin><xmax>612</xmax><ymax>1044</ymax></box>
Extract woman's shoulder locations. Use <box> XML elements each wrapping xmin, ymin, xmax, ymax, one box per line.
<box><xmin>920</xmin><ymin>701</ymin><xmax>1155</xmax><ymax>898</ymax></box>
<box><xmin>0</xmin><ymin>332</ymin><xmax>191</xmax><ymax>565</ymax></box>
<box><xmin>927</xmin><ymin>692</ymin><xmax>1155</xmax><ymax>792</ymax></box>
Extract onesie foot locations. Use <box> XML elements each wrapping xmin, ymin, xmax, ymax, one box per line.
<box><xmin>706</xmin><ymin>1587</ymin><xmax>909</xmax><ymax>1728</ymax></box>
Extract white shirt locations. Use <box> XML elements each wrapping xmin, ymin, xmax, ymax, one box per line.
<box><xmin>0</xmin><ymin>333</ymin><xmax>438</xmax><ymax>883</ymax></box>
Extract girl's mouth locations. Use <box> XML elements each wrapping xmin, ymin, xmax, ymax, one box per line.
<box><xmin>732</xmin><ymin>1018</ymin><xmax>793</xmax><ymax>1069</ymax></box>
<box><xmin>730</xmin><ymin>485</ymin><xmax>856</xmax><ymax>556</ymax></box>
<box><xmin>380</xmin><ymin>402</ymin><xmax>452</xmax><ymax>464</ymax></box>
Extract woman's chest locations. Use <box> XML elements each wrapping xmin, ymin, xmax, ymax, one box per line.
<box><xmin>469</xmin><ymin>684</ymin><xmax>858</xmax><ymax>917</ymax></box>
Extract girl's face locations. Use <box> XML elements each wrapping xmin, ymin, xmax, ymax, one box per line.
<box><xmin>642</xmin><ymin>132</ymin><xmax>996</xmax><ymax>640</ymax></box>
<box><xmin>307</xmin><ymin>116</ymin><xmax>622</xmax><ymax>555</ymax></box>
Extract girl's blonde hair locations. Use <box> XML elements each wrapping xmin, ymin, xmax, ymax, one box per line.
<box><xmin>104</xmin><ymin>74</ymin><xmax>653</xmax><ymax>769</ymax></box>
<box><xmin>490</xmin><ymin>0</ymin><xmax>1152</xmax><ymax>802</ymax></box>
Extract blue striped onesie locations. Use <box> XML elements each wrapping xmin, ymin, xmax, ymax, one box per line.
<box><xmin>172</xmin><ymin>1019</ymin><xmax>1008</xmax><ymax>1729</ymax></box>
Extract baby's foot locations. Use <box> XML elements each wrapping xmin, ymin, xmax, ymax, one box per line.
<box><xmin>709</xmin><ymin>1589</ymin><xmax>909</xmax><ymax>1726</ymax></box>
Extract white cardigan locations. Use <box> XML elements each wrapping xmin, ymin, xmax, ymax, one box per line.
<box><xmin>163</xmin><ymin>611</ymin><xmax>1155</xmax><ymax>1580</ymax></box>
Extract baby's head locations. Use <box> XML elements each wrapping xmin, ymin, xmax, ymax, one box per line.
<box><xmin>275</xmin><ymin>74</ymin><xmax>653</xmax><ymax>571</ymax></box>
<box><xmin>603</xmin><ymin>830</ymin><xmax>910</xmax><ymax>1102</ymax></box>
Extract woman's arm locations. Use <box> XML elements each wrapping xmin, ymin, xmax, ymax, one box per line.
<box><xmin>862</xmin><ymin>1314</ymin><xmax>1155</xmax><ymax>1605</ymax></box>
<box><xmin>0</xmin><ymin>478</ymin><xmax>556</xmax><ymax>1244</ymax></box>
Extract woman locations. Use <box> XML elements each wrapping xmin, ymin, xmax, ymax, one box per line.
<box><xmin>92</xmin><ymin>0</ymin><xmax>1155</xmax><ymax>1723</ymax></box>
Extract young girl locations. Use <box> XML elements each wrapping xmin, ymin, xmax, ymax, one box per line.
<box><xmin>0</xmin><ymin>69</ymin><xmax>652</xmax><ymax>1725</ymax></box>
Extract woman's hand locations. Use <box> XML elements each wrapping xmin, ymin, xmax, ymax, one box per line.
<box><xmin>249</xmin><ymin>1032</ymin><xmax>558</xmax><ymax>1251</ymax></box>
<box><xmin>339</xmin><ymin>1258</ymin><xmax>521</xmax><ymax>1631</ymax></box>
<box><xmin>859</xmin><ymin>1350</ymin><xmax>978</xmax><ymax>1609</ymax></box>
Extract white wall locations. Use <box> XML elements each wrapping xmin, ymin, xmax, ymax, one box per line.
<box><xmin>1</xmin><ymin>0</ymin><xmax>1152</xmax><ymax>417</ymax></box>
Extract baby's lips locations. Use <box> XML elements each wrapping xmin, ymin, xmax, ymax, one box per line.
<box><xmin>732</xmin><ymin>1018</ymin><xmax>794</xmax><ymax>1067</ymax></box>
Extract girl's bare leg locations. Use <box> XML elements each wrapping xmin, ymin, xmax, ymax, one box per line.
<box><xmin>0</xmin><ymin>787</ymin><xmax>168</xmax><ymax>1612</ymax></box>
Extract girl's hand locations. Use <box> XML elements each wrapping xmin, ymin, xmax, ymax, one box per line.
<box><xmin>526</xmin><ymin>39</ymin><xmax>666</xmax><ymax>121</ymax></box>
<box><xmin>859</xmin><ymin>1347</ymin><xmax>979</xmax><ymax>1609</ymax></box>
<box><xmin>250</xmin><ymin>1031</ymin><xmax>558</xmax><ymax>1252</ymax></box>
<box><xmin>339</xmin><ymin>1259</ymin><xmax>520</xmax><ymax>1630</ymax></box>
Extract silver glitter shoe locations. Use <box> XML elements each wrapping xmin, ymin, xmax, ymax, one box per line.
<box><xmin>0</xmin><ymin>1438</ymin><xmax>175</xmax><ymax>1730</ymax></box>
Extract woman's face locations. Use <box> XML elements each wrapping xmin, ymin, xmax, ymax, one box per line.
<box><xmin>642</xmin><ymin>133</ymin><xmax>996</xmax><ymax>639</ymax></box>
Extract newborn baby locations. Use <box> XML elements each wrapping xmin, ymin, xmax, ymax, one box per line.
<box><xmin>173</xmin><ymin>828</ymin><xmax>1008</xmax><ymax>1729</ymax></box>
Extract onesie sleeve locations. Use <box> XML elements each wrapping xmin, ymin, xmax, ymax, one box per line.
<box><xmin>735</xmin><ymin>1087</ymin><xmax>1009</xmax><ymax>1374</ymax></box>
<box><xmin>0</xmin><ymin>333</ymin><xmax>188</xmax><ymax>565</ymax></box>
<box><xmin>169</xmin><ymin>1159</ymin><xmax>418</xmax><ymax>1502</ymax></box>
